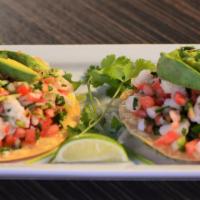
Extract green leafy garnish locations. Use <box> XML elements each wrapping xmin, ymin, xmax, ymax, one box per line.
<box><xmin>100</xmin><ymin>55</ymin><xmax>134</xmax><ymax>82</ymax></box>
<box><xmin>55</xmin><ymin>95</ymin><xmax>65</xmax><ymax>106</ymax></box>
<box><xmin>59</xmin><ymin>54</ymin><xmax>155</xmax><ymax>163</ymax></box>
<box><xmin>63</xmin><ymin>73</ymin><xmax>82</xmax><ymax>90</ymax></box>
<box><xmin>33</xmin><ymin>81</ymin><xmax>43</xmax><ymax>90</ymax></box>
<box><xmin>67</xmin><ymin>104</ymin><xmax>98</xmax><ymax>137</ymax></box>
<box><xmin>111</xmin><ymin>116</ymin><xmax>122</xmax><ymax>131</ymax></box>
<box><xmin>155</xmin><ymin>106</ymin><xmax>169</xmax><ymax>113</ymax></box>
<box><xmin>132</xmin><ymin>59</ymin><xmax>156</xmax><ymax>77</ymax></box>
<box><xmin>48</xmin><ymin>85</ymin><xmax>53</xmax><ymax>91</ymax></box>
<box><xmin>191</xmin><ymin>124</ymin><xmax>200</xmax><ymax>134</ymax></box>
<box><xmin>53</xmin><ymin>110</ymin><xmax>67</xmax><ymax>124</ymax></box>
<box><xmin>0</xmin><ymin>80</ymin><xmax>8</xmax><ymax>87</ymax></box>
<box><xmin>0</xmin><ymin>147</ymin><xmax>10</xmax><ymax>154</ymax></box>
<box><xmin>132</xmin><ymin>98</ymin><xmax>138</xmax><ymax>110</ymax></box>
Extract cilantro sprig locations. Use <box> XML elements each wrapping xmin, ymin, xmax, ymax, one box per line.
<box><xmin>67</xmin><ymin>54</ymin><xmax>155</xmax><ymax>137</ymax></box>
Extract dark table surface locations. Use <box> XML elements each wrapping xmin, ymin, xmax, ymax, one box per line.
<box><xmin>0</xmin><ymin>0</ymin><xmax>200</xmax><ymax>199</ymax></box>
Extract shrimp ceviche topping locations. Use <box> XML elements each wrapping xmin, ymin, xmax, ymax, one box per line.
<box><xmin>0</xmin><ymin>50</ymin><xmax>80</xmax><ymax>161</ymax></box>
<box><xmin>122</xmin><ymin>46</ymin><xmax>200</xmax><ymax>160</ymax></box>
<box><xmin>0</xmin><ymin>70</ymin><xmax>72</xmax><ymax>149</ymax></box>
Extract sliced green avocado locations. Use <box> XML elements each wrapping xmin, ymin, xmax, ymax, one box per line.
<box><xmin>0</xmin><ymin>58</ymin><xmax>40</xmax><ymax>82</ymax></box>
<box><xmin>0</xmin><ymin>50</ymin><xmax>49</xmax><ymax>72</ymax></box>
<box><xmin>157</xmin><ymin>49</ymin><xmax>200</xmax><ymax>90</ymax></box>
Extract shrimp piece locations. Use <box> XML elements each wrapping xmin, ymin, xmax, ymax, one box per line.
<box><xmin>169</xmin><ymin>110</ymin><xmax>180</xmax><ymax>129</ymax></box>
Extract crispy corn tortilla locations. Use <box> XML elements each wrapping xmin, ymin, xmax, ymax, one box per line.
<box><xmin>119</xmin><ymin>93</ymin><xmax>200</xmax><ymax>162</ymax></box>
<box><xmin>0</xmin><ymin>92</ymin><xmax>80</xmax><ymax>162</ymax></box>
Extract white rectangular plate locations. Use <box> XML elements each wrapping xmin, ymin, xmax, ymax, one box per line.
<box><xmin>1</xmin><ymin>44</ymin><xmax>200</xmax><ymax>180</ymax></box>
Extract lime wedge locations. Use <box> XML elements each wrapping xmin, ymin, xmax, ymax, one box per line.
<box><xmin>52</xmin><ymin>133</ymin><xmax>128</xmax><ymax>163</ymax></box>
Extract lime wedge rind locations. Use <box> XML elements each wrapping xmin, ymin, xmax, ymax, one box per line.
<box><xmin>52</xmin><ymin>133</ymin><xmax>129</xmax><ymax>163</ymax></box>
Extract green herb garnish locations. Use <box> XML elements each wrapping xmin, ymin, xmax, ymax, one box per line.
<box><xmin>132</xmin><ymin>98</ymin><xmax>138</xmax><ymax>110</ymax></box>
<box><xmin>63</xmin><ymin>73</ymin><xmax>82</xmax><ymax>91</ymax></box>
<box><xmin>55</xmin><ymin>95</ymin><xmax>65</xmax><ymax>106</ymax></box>
<box><xmin>0</xmin><ymin>147</ymin><xmax>10</xmax><ymax>154</ymax></box>
<box><xmin>48</xmin><ymin>85</ymin><xmax>53</xmax><ymax>91</ymax></box>
<box><xmin>53</xmin><ymin>110</ymin><xmax>67</xmax><ymax>124</ymax></box>
<box><xmin>155</xmin><ymin>106</ymin><xmax>169</xmax><ymax>113</ymax></box>
<box><xmin>34</xmin><ymin>81</ymin><xmax>43</xmax><ymax>90</ymax></box>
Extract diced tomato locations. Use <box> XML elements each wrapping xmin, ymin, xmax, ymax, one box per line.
<box><xmin>25</xmin><ymin>92</ymin><xmax>42</xmax><ymax>103</ymax></box>
<box><xmin>152</xmin><ymin>79</ymin><xmax>167</xmax><ymax>98</ymax></box>
<box><xmin>154</xmin><ymin>131</ymin><xmax>179</xmax><ymax>146</ymax></box>
<box><xmin>0</xmin><ymin>105</ymin><xmax>4</xmax><ymax>113</ymax></box>
<box><xmin>43</xmin><ymin>77</ymin><xmax>55</xmax><ymax>84</ymax></box>
<box><xmin>185</xmin><ymin>139</ymin><xmax>199</xmax><ymax>156</ymax></box>
<box><xmin>37</xmin><ymin>97</ymin><xmax>46</xmax><ymax>103</ymax></box>
<box><xmin>45</xmin><ymin>109</ymin><xmax>55</xmax><ymax>118</ymax></box>
<box><xmin>192</xmin><ymin>90</ymin><xmax>200</xmax><ymax>95</ymax></box>
<box><xmin>25</xmin><ymin>128</ymin><xmax>36</xmax><ymax>144</ymax></box>
<box><xmin>145</xmin><ymin>124</ymin><xmax>153</xmax><ymax>134</ymax></box>
<box><xmin>140</xmin><ymin>96</ymin><xmax>155</xmax><ymax>110</ymax></box>
<box><xmin>174</xmin><ymin>92</ymin><xmax>187</xmax><ymax>106</ymax></box>
<box><xmin>14</xmin><ymin>128</ymin><xmax>26</xmax><ymax>138</ymax></box>
<box><xmin>155</xmin><ymin>115</ymin><xmax>162</xmax><ymax>126</ymax></box>
<box><xmin>137</xmin><ymin>84</ymin><xmax>144</xmax><ymax>90</ymax></box>
<box><xmin>155</xmin><ymin>98</ymin><xmax>165</xmax><ymax>106</ymax></box>
<box><xmin>16</xmin><ymin>84</ymin><xmax>31</xmax><ymax>95</ymax></box>
<box><xmin>156</xmin><ymin>88</ymin><xmax>166</xmax><ymax>98</ymax></box>
<box><xmin>0</xmin><ymin>88</ymin><xmax>9</xmax><ymax>96</ymax></box>
<box><xmin>58</xmin><ymin>88</ymin><xmax>70</xmax><ymax>95</ymax></box>
<box><xmin>40</xmin><ymin>117</ymin><xmax>53</xmax><ymax>130</ymax></box>
<box><xmin>133</xmin><ymin>109</ymin><xmax>147</xmax><ymax>118</ymax></box>
<box><xmin>191</xmin><ymin>90</ymin><xmax>200</xmax><ymax>103</ymax></box>
<box><xmin>45</xmin><ymin>124</ymin><xmax>59</xmax><ymax>136</ymax></box>
<box><xmin>152</xmin><ymin>79</ymin><xmax>161</xmax><ymax>90</ymax></box>
<box><xmin>4</xmin><ymin>124</ymin><xmax>10</xmax><ymax>135</ymax></box>
<box><xmin>40</xmin><ymin>130</ymin><xmax>46</xmax><ymax>137</ymax></box>
<box><xmin>5</xmin><ymin>135</ymin><xmax>16</xmax><ymax>146</ymax></box>
<box><xmin>0</xmin><ymin>140</ymin><xmax>2</xmax><ymax>147</ymax></box>
<box><xmin>142</xmin><ymin>84</ymin><xmax>154</xmax><ymax>96</ymax></box>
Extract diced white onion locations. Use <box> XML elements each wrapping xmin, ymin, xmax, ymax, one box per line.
<box><xmin>137</xmin><ymin>118</ymin><xmax>145</xmax><ymax>131</ymax></box>
<box><xmin>171</xmin><ymin>141</ymin><xmax>179</xmax><ymax>151</ymax></box>
<box><xmin>160</xmin><ymin>80</ymin><xmax>186</xmax><ymax>95</ymax></box>
<box><xmin>159</xmin><ymin>124</ymin><xmax>171</xmax><ymax>135</ymax></box>
<box><xmin>164</xmin><ymin>98</ymin><xmax>180</xmax><ymax>109</ymax></box>
<box><xmin>146</xmin><ymin>106</ymin><xmax>159</xmax><ymax>119</ymax></box>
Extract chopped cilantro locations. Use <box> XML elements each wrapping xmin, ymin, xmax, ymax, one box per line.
<box><xmin>34</xmin><ymin>81</ymin><xmax>43</xmax><ymax>90</ymax></box>
<box><xmin>132</xmin><ymin>98</ymin><xmax>138</xmax><ymax>110</ymax></box>
<box><xmin>111</xmin><ymin>116</ymin><xmax>123</xmax><ymax>131</ymax></box>
<box><xmin>36</xmin><ymin>129</ymin><xmax>40</xmax><ymax>140</ymax></box>
<box><xmin>63</xmin><ymin>73</ymin><xmax>82</xmax><ymax>90</ymax></box>
<box><xmin>155</xmin><ymin>106</ymin><xmax>169</xmax><ymax>113</ymax></box>
<box><xmin>55</xmin><ymin>95</ymin><xmax>65</xmax><ymax>106</ymax></box>
<box><xmin>0</xmin><ymin>80</ymin><xmax>8</xmax><ymax>87</ymax></box>
<box><xmin>191</xmin><ymin>124</ymin><xmax>200</xmax><ymax>134</ymax></box>
<box><xmin>53</xmin><ymin>110</ymin><xmax>67</xmax><ymax>124</ymax></box>
<box><xmin>0</xmin><ymin>147</ymin><xmax>10</xmax><ymax>154</ymax></box>
<box><xmin>181</xmin><ymin>128</ymin><xmax>187</xmax><ymax>135</ymax></box>
<box><xmin>48</xmin><ymin>85</ymin><xmax>53</xmax><ymax>91</ymax></box>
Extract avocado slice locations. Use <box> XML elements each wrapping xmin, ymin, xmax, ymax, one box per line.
<box><xmin>0</xmin><ymin>50</ymin><xmax>49</xmax><ymax>72</ymax></box>
<box><xmin>0</xmin><ymin>58</ymin><xmax>40</xmax><ymax>82</ymax></box>
<box><xmin>157</xmin><ymin>47</ymin><xmax>200</xmax><ymax>90</ymax></box>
